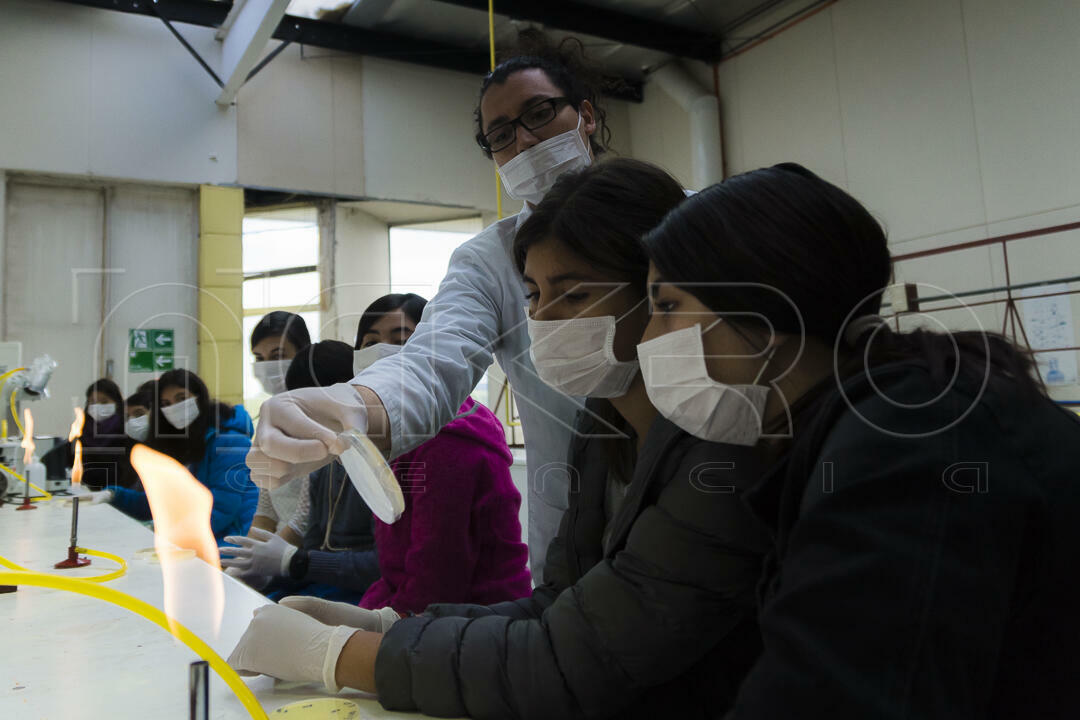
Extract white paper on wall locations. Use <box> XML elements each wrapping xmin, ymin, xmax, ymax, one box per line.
<box><xmin>1018</xmin><ymin>283</ymin><xmax>1078</xmax><ymax>385</ymax></box>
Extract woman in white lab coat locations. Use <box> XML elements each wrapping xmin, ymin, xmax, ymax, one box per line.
<box><xmin>247</xmin><ymin>31</ymin><xmax>614</xmax><ymax>580</ymax></box>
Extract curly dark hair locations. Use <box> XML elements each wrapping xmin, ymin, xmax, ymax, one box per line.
<box><xmin>474</xmin><ymin>28</ymin><xmax>615</xmax><ymax>159</ymax></box>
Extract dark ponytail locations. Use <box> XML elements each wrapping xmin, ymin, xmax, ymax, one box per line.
<box><xmin>643</xmin><ymin>162</ymin><xmax>1044</xmax><ymax>402</ymax></box>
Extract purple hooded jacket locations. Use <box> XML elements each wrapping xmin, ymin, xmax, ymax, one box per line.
<box><xmin>359</xmin><ymin>398</ymin><xmax>531</xmax><ymax>615</ymax></box>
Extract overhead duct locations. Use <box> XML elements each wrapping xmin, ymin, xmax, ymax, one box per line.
<box><xmin>651</xmin><ymin>63</ymin><xmax>723</xmax><ymax>190</ymax></box>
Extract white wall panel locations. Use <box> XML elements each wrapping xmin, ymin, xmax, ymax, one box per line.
<box><xmin>731</xmin><ymin>10</ymin><xmax>848</xmax><ymax>189</ymax></box>
<box><xmin>361</xmin><ymin>58</ymin><xmax>495</xmax><ymax>210</ymax></box>
<box><xmin>963</xmin><ymin>0</ymin><xmax>1080</xmax><ymax>223</ymax></box>
<box><xmin>237</xmin><ymin>45</ymin><xmax>338</xmax><ymax>195</ymax></box>
<box><xmin>104</xmin><ymin>185</ymin><xmax>199</xmax><ymax>393</ymax></box>
<box><xmin>4</xmin><ymin>183</ymin><xmax>104</xmax><ymax>435</ymax></box>
<box><xmin>0</xmin><ymin>0</ymin><xmax>236</xmax><ymax>185</ymax></box>
<box><xmin>832</xmin><ymin>0</ymin><xmax>986</xmax><ymax>242</ymax></box>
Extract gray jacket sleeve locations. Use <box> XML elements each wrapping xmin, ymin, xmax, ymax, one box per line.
<box><xmin>354</xmin><ymin>236</ymin><xmax>504</xmax><ymax>457</ymax></box>
<box><xmin>374</xmin><ymin>442</ymin><xmax>768</xmax><ymax>720</ymax></box>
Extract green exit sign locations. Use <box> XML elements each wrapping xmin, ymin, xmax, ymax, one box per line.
<box><xmin>129</xmin><ymin>328</ymin><xmax>175</xmax><ymax>373</ymax></box>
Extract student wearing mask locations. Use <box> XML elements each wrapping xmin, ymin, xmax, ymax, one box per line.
<box><xmin>246</xmin><ymin>31</ymin><xmax>611</xmax><ymax>580</ymax></box>
<box><xmin>116</xmin><ymin>382</ymin><xmax>155</xmax><ymax>489</ymax></box>
<box><xmin>249</xmin><ymin>311</ymin><xmax>311</xmax><ymax>538</ymax></box>
<box><xmin>229</xmin><ymin>161</ymin><xmax>770</xmax><ymax>719</ymax></box>
<box><xmin>629</xmin><ymin>164</ymin><xmax>1080</xmax><ymax>718</ymax></box>
<box><xmin>123</xmin><ymin>382</ymin><xmax>155</xmax><ymax>444</ymax></box>
<box><xmin>44</xmin><ymin>378</ymin><xmax>128</xmax><ymax>490</ymax></box>
<box><xmin>90</xmin><ymin>369</ymin><xmax>258</xmax><ymax>541</ymax></box>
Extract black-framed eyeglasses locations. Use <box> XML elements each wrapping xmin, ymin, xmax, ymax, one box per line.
<box><xmin>478</xmin><ymin>97</ymin><xmax>572</xmax><ymax>153</ymax></box>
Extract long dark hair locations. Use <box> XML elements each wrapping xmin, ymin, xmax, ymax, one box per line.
<box><xmin>148</xmin><ymin>369</ymin><xmax>232</xmax><ymax>465</ymax></box>
<box><xmin>85</xmin><ymin>378</ymin><xmax>124</xmax><ymax>412</ymax></box>
<box><xmin>514</xmin><ymin>158</ymin><xmax>685</xmax><ymax>284</ymax></box>
<box><xmin>249</xmin><ymin>311</ymin><xmax>311</xmax><ymax>353</ymax></box>
<box><xmin>515</xmin><ymin>158</ymin><xmax>687</xmax><ymax>479</ymax></box>
<box><xmin>475</xmin><ymin>28</ymin><xmax>612</xmax><ymax>159</ymax></box>
<box><xmin>642</xmin><ymin>162</ymin><xmax>1043</xmax><ymax>405</ymax></box>
<box><xmin>354</xmin><ymin>293</ymin><xmax>428</xmax><ymax>349</ymax></box>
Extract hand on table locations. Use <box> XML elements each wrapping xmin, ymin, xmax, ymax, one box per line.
<box><xmin>64</xmin><ymin>489</ymin><xmax>113</xmax><ymax>506</ymax></box>
<box><xmin>280</xmin><ymin>596</ymin><xmax>400</xmax><ymax>633</ymax></box>
<box><xmin>227</xmin><ymin>602</ymin><xmax>361</xmax><ymax>692</ymax></box>
<box><xmin>220</xmin><ymin>528</ymin><xmax>297</xmax><ymax>578</ymax></box>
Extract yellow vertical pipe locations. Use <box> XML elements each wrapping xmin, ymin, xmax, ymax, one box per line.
<box><xmin>198</xmin><ymin>185</ymin><xmax>245</xmax><ymax>405</ymax></box>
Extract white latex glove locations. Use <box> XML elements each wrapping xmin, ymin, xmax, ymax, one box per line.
<box><xmin>65</xmin><ymin>489</ymin><xmax>113</xmax><ymax>506</ymax></box>
<box><xmin>280</xmin><ymin>596</ymin><xmax>400</xmax><ymax>633</ymax></box>
<box><xmin>224</xmin><ymin>565</ymin><xmax>272</xmax><ymax>591</ymax></box>
<box><xmin>246</xmin><ymin>384</ymin><xmax>369</xmax><ymax>490</ymax></box>
<box><xmin>220</xmin><ymin>527</ymin><xmax>297</xmax><ymax>578</ymax></box>
<box><xmin>227</xmin><ymin>603</ymin><xmax>358</xmax><ymax>691</ymax></box>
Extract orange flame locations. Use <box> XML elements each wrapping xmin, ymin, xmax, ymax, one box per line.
<box><xmin>69</xmin><ymin>407</ymin><xmax>86</xmax><ymax>485</ymax></box>
<box><xmin>68</xmin><ymin>407</ymin><xmax>85</xmax><ymax>442</ymax></box>
<box><xmin>130</xmin><ymin>444</ymin><xmax>223</xmax><ymax>637</ymax></box>
<box><xmin>20</xmin><ymin>408</ymin><xmax>34</xmax><ymax>465</ymax></box>
<box><xmin>72</xmin><ymin>441</ymin><xmax>84</xmax><ymax>485</ymax></box>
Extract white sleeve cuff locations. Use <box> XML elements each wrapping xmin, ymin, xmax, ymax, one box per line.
<box><xmin>321</xmin><ymin>625</ymin><xmax>359</xmax><ymax>693</ymax></box>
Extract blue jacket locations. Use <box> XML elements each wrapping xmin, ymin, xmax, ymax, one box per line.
<box><xmin>111</xmin><ymin>405</ymin><xmax>259</xmax><ymax>542</ymax></box>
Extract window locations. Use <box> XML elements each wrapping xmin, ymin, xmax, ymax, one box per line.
<box><xmin>242</xmin><ymin>208</ymin><xmax>322</xmax><ymax>414</ymax></box>
<box><xmin>388</xmin><ymin>218</ymin><xmax>493</xmax><ymax>405</ymax></box>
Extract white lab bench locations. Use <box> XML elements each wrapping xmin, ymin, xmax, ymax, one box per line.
<box><xmin>0</xmin><ymin>499</ymin><xmax>429</xmax><ymax>720</ymax></box>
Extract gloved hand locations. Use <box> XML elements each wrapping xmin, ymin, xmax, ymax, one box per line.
<box><xmin>280</xmin><ymin>596</ymin><xmax>400</xmax><ymax>633</ymax></box>
<box><xmin>246</xmin><ymin>384</ymin><xmax>369</xmax><ymax>489</ymax></box>
<box><xmin>65</xmin><ymin>489</ymin><xmax>113</xmax><ymax>506</ymax></box>
<box><xmin>220</xmin><ymin>528</ymin><xmax>298</xmax><ymax>578</ymax></box>
<box><xmin>227</xmin><ymin>602</ymin><xmax>359</xmax><ymax>691</ymax></box>
<box><xmin>224</xmin><ymin>565</ymin><xmax>272</xmax><ymax>591</ymax></box>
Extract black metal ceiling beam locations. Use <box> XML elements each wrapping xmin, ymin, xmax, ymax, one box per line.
<box><xmin>46</xmin><ymin>0</ymin><xmax>643</xmax><ymax>100</ymax></box>
<box><xmin>431</xmin><ymin>0</ymin><xmax>724</xmax><ymax>62</ymax></box>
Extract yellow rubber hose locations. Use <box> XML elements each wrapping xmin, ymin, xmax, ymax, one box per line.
<box><xmin>0</xmin><ymin>548</ymin><xmax>127</xmax><ymax>583</ymax></box>
<box><xmin>0</xmin><ymin>461</ymin><xmax>52</xmax><ymax>502</ymax></box>
<box><xmin>0</xmin><ymin>570</ymin><xmax>268</xmax><ymax>720</ymax></box>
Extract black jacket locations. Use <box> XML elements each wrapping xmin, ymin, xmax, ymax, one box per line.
<box><xmin>286</xmin><ymin>461</ymin><xmax>379</xmax><ymax>593</ymax></box>
<box><xmin>729</xmin><ymin>362</ymin><xmax>1080</xmax><ymax>719</ymax></box>
<box><xmin>375</xmin><ymin>410</ymin><xmax>771</xmax><ymax>720</ymax></box>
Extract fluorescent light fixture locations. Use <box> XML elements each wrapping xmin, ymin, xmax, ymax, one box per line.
<box><xmin>286</xmin><ymin>0</ymin><xmax>352</xmax><ymax>19</ymax></box>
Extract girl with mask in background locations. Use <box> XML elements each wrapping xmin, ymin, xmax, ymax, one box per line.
<box><xmin>248</xmin><ymin>311</ymin><xmax>311</xmax><ymax>540</ymax></box>
<box><xmin>92</xmin><ymin>369</ymin><xmax>258</xmax><ymax>541</ymax></box>
<box><xmin>638</xmin><ymin>164</ymin><xmax>1080</xmax><ymax>719</ymax></box>
<box><xmin>123</xmin><ymin>382</ymin><xmax>154</xmax><ymax>444</ymax></box>
<box><xmin>114</xmin><ymin>382</ymin><xmax>156</xmax><ymax>490</ymax></box>
<box><xmin>229</xmin><ymin>161</ymin><xmax>770</xmax><ymax>720</ymax></box>
<box><xmin>44</xmin><ymin>378</ymin><xmax>129</xmax><ymax>490</ymax></box>
<box><xmin>225</xmin><ymin>296</ymin><xmax>531</xmax><ymax>613</ymax></box>
<box><xmin>247</xmin><ymin>31</ymin><xmax>613</xmax><ymax>583</ymax></box>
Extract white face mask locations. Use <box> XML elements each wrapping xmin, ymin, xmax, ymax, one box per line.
<box><xmin>527</xmin><ymin>313</ymin><xmax>639</xmax><ymax>398</ymax></box>
<box><xmin>353</xmin><ymin>343</ymin><xmax>402</xmax><ymax>376</ymax></box>
<box><xmin>125</xmin><ymin>414</ymin><xmax>150</xmax><ymax>442</ymax></box>
<box><xmin>636</xmin><ymin>323</ymin><xmax>776</xmax><ymax>445</ymax></box>
<box><xmin>253</xmin><ymin>359</ymin><xmax>291</xmax><ymax>396</ymax></box>
<box><xmin>162</xmin><ymin>396</ymin><xmax>200</xmax><ymax>430</ymax></box>
<box><xmin>86</xmin><ymin>403</ymin><xmax>116</xmax><ymax>422</ymax></box>
<box><xmin>497</xmin><ymin>114</ymin><xmax>592</xmax><ymax>205</ymax></box>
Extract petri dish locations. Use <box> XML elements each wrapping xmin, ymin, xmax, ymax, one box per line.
<box><xmin>337</xmin><ymin>429</ymin><xmax>404</xmax><ymax>524</ymax></box>
<box><xmin>271</xmin><ymin>698</ymin><xmax>361</xmax><ymax>717</ymax></box>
